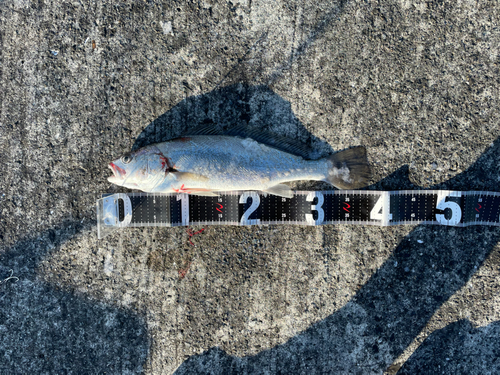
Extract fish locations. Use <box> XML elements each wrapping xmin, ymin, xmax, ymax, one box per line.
<box><xmin>107</xmin><ymin>127</ymin><xmax>371</xmax><ymax>198</ymax></box>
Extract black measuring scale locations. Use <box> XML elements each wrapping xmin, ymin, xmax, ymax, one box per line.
<box><xmin>96</xmin><ymin>190</ymin><xmax>500</xmax><ymax>239</ymax></box>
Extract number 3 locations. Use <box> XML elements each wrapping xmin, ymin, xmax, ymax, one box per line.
<box><xmin>306</xmin><ymin>192</ymin><xmax>324</xmax><ymax>225</ymax></box>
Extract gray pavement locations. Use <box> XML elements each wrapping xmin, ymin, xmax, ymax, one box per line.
<box><xmin>1</xmin><ymin>0</ymin><xmax>500</xmax><ymax>373</ymax></box>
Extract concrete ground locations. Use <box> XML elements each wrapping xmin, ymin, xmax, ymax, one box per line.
<box><xmin>1</xmin><ymin>0</ymin><xmax>500</xmax><ymax>373</ymax></box>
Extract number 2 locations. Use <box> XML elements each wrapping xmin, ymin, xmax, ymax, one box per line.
<box><xmin>239</xmin><ymin>192</ymin><xmax>261</xmax><ymax>225</ymax></box>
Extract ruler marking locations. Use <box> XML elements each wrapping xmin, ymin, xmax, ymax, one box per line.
<box><xmin>97</xmin><ymin>190</ymin><xmax>500</xmax><ymax>238</ymax></box>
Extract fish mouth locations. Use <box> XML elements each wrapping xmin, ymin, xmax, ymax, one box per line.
<box><xmin>108</xmin><ymin>162</ymin><xmax>126</xmax><ymax>183</ymax></box>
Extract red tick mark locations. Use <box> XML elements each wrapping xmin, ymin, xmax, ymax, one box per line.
<box><xmin>178</xmin><ymin>261</ymin><xmax>192</xmax><ymax>279</ymax></box>
<box><xmin>475</xmin><ymin>203</ymin><xmax>482</xmax><ymax>213</ymax></box>
<box><xmin>343</xmin><ymin>202</ymin><xmax>351</xmax><ymax>212</ymax></box>
<box><xmin>187</xmin><ymin>228</ymin><xmax>205</xmax><ymax>246</ymax></box>
<box><xmin>216</xmin><ymin>203</ymin><xmax>223</xmax><ymax>213</ymax></box>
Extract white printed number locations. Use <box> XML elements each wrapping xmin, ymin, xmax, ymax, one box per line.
<box><xmin>306</xmin><ymin>192</ymin><xmax>324</xmax><ymax>225</ymax></box>
<box><xmin>177</xmin><ymin>194</ymin><xmax>189</xmax><ymax>225</ymax></box>
<box><xmin>370</xmin><ymin>193</ymin><xmax>392</xmax><ymax>223</ymax></box>
<box><xmin>435</xmin><ymin>191</ymin><xmax>462</xmax><ymax>226</ymax></box>
<box><xmin>239</xmin><ymin>192</ymin><xmax>261</xmax><ymax>225</ymax></box>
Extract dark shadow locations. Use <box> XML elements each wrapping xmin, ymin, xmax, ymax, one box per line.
<box><xmin>398</xmin><ymin>320</ymin><xmax>500</xmax><ymax>374</ymax></box>
<box><xmin>132</xmin><ymin>84</ymin><xmax>334</xmax><ymax>161</ymax></box>
<box><xmin>0</xmin><ymin>222</ymin><xmax>149</xmax><ymax>373</ymax></box>
<box><xmin>173</xmin><ymin>139</ymin><xmax>500</xmax><ymax>374</ymax></box>
<box><xmin>368</xmin><ymin>164</ymin><xmax>416</xmax><ymax>191</ymax></box>
<box><xmin>4</xmin><ymin>80</ymin><xmax>498</xmax><ymax>372</ymax></box>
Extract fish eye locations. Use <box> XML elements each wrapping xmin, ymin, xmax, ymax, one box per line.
<box><xmin>121</xmin><ymin>155</ymin><xmax>133</xmax><ymax>164</ymax></box>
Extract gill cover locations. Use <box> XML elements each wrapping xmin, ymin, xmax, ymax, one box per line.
<box><xmin>108</xmin><ymin>146</ymin><xmax>168</xmax><ymax>191</ymax></box>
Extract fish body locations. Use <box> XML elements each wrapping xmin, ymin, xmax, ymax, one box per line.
<box><xmin>108</xmin><ymin>135</ymin><xmax>370</xmax><ymax>197</ymax></box>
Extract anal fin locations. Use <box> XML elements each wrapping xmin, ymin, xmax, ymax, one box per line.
<box><xmin>263</xmin><ymin>184</ymin><xmax>294</xmax><ymax>198</ymax></box>
<box><xmin>189</xmin><ymin>190</ymin><xmax>219</xmax><ymax>197</ymax></box>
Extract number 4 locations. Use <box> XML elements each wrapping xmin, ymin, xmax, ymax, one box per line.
<box><xmin>370</xmin><ymin>192</ymin><xmax>392</xmax><ymax>225</ymax></box>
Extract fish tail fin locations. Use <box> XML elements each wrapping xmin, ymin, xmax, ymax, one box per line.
<box><xmin>325</xmin><ymin>146</ymin><xmax>371</xmax><ymax>189</ymax></box>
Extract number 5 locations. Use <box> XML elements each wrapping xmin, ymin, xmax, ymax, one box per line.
<box><xmin>435</xmin><ymin>191</ymin><xmax>462</xmax><ymax>226</ymax></box>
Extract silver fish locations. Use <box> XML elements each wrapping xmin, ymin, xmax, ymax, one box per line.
<box><xmin>108</xmin><ymin>134</ymin><xmax>371</xmax><ymax>198</ymax></box>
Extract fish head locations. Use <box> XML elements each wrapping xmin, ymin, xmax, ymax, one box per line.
<box><xmin>108</xmin><ymin>146</ymin><xmax>171</xmax><ymax>191</ymax></box>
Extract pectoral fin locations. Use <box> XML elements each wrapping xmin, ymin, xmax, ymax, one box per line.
<box><xmin>174</xmin><ymin>172</ymin><xmax>209</xmax><ymax>182</ymax></box>
<box><xmin>172</xmin><ymin>172</ymin><xmax>218</xmax><ymax>196</ymax></box>
<box><xmin>263</xmin><ymin>184</ymin><xmax>294</xmax><ymax>198</ymax></box>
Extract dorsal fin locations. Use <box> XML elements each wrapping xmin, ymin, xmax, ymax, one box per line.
<box><xmin>181</xmin><ymin>124</ymin><xmax>316</xmax><ymax>160</ymax></box>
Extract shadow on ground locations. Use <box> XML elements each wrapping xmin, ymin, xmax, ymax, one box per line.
<box><xmin>133</xmin><ymin>83</ymin><xmax>334</xmax><ymax>161</ymax></box>
<box><xmin>173</xmin><ymin>139</ymin><xmax>500</xmax><ymax>373</ymax></box>
<box><xmin>398</xmin><ymin>319</ymin><xmax>500</xmax><ymax>374</ymax></box>
<box><xmin>0</xmin><ymin>222</ymin><xmax>149</xmax><ymax>373</ymax></box>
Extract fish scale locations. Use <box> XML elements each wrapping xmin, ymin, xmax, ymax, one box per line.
<box><xmin>160</xmin><ymin>136</ymin><xmax>326</xmax><ymax>192</ymax></box>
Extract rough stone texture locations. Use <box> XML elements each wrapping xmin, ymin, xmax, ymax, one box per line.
<box><xmin>1</xmin><ymin>0</ymin><xmax>500</xmax><ymax>374</ymax></box>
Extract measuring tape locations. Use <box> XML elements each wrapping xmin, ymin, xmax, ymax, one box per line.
<box><xmin>96</xmin><ymin>190</ymin><xmax>500</xmax><ymax>239</ymax></box>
